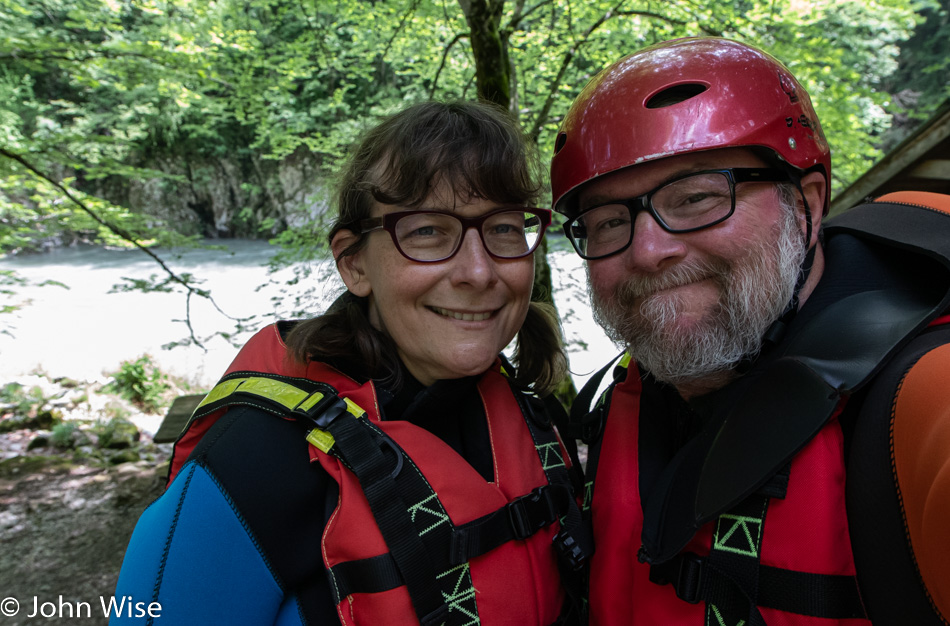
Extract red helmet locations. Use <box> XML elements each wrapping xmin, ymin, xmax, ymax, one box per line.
<box><xmin>551</xmin><ymin>37</ymin><xmax>831</xmax><ymax>216</ymax></box>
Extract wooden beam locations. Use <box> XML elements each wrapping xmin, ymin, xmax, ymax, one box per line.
<box><xmin>908</xmin><ymin>159</ymin><xmax>950</xmax><ymax>180</ymax></box>
<box><xmin>154</xmin><ymin>393</ymin><xmax>206</xmax><ymax>443</ymax></box>
<box><xmin>830</xmin><ymin>101</ymin><xmax>950</xmax><ymax>216</ymax></box>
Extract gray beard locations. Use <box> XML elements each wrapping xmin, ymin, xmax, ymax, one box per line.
<box><xmin>591</xmin><ymin>210</ymin><xmax>806</xmax><ymax>389</ymax></box>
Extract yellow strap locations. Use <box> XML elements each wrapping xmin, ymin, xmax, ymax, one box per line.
<box><xmin>197</xmin><ymin>377</ymin><xmax>248</xmax><ymax>409</ymax></box>
<box><xmin>342</xmin><ymin>396</ymin><xmax>365</xmax><ymax>418</ymax></box>
<box><xmin>306</xmin><ymin>428</ymin><xmax>336</xmax><ymax>454</ymax></box>
<box><xmin>619</xmin><ymin>352</ymin><xmax>632</xmax><ymax>369</ymax></box>
<box><xmin>194</xmin><ymin>375</ymin><xmax>367</xmax><ymax>455</ymax></box>
<box><xmin>196</xmin><ymin>376</ymin><xmax>323</xmax><ymax>413</ymax></box>
<box><xmin>297</xmin><ymin>390</ymin><xmax>326</xmax><ymax>413</ymax></box>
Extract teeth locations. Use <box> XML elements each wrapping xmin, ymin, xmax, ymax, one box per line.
<box><xmin>432</xmin><ymin>307</ymin><xmax>492</xmax><ymax>321</ymax></box>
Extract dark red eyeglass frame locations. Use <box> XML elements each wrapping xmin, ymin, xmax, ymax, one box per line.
<box><xmin>356</xmin><ymin>206</ymin><xmax>552</xmax><ymax>262</ymax></box>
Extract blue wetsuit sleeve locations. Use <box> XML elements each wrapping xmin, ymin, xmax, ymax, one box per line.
<box><xmin>110</xmin><ymin>461</ymin><xmax>302</xmax><ymax>625</ymax></box>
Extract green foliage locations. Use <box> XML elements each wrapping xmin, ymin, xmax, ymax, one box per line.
<box><xmin>91</xmin><ymin>416</ymin><xmax>140</xmax><ymax>449</ymax></box>
<box><xmin>101</xmin><ymin>401</ymin><xmax>132</xmax><ymax>422</ymax></box>
<box><xmin>0</xmin><ymin>0</ymin><xmax>937</xmax><ymax>261</ymax></box>
<box><xmin>0</xmin><ymin>382</ymin><xmax>47</xmax><ymax>417</ymax></box>
<box><xmin>0</xmin><ymin>382</ymin><xmax>61</xmax><ymax>433</ymax></box>
<box><xmin>50</xmin><ymin>421</ymin><xmax>79</xmax><ymax>449</ymax></box>
<box><xmin>0</xmin><ymin>269</ymin><xmax>27</xmax><ymax>316</ymax></box>
<box><xmin>722</xmin><ymin>0</ymin><xmax>920</xmax><ymax>190</ymax></box>
<box><xmin>878</xmin><ymin>0</ymin><xmax>949</xmax><ymax>148</ymax></box>
<box><xmin>104</xmin><ymin>354</ymin><xmax>170</xmax><ymax>413</ymax></box>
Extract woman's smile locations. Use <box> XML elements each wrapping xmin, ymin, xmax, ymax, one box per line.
<box><xmin>429</xmin><ymin>306</ymin><xmax>496</xmax><ymax>322</ymax></box>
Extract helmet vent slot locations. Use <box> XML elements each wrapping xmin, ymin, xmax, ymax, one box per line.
<box><xmin>646</xmin><ymin>84</ymin><xmax>708</xmax><ymax>109</ymax></box>
<box><xmin>554</xmin><ymin>132</ymin><xmax>567</xmax><ymax>155</ymax></box>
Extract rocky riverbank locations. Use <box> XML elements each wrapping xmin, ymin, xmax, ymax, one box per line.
<box><xmin>0</xmin><ymin>369</ymin><xmax>183</xmax><ymax>625</ymax></box>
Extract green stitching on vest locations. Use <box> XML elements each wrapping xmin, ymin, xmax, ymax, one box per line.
<box><xmin>708</xmin><ymin>603</ymin><xmax>746</xmax><ymax>626</ymax></box>
<box><xmin>713</xmin><ymin>513</ymin><xmax>764</xmax><ymax>558</ymax></box>
<box><xmin>437</xmin><ymin>563</ymin><xmax>479</xmax><ymax>626</ymax></box>
<box><xmin>583</xmin><ymin>481</ymin><xmax>593</xmax><ymax>511</ymax></box>
<box><xmin>535</xmin><ymin>441</ymin><xmax>566</xmax><ymax>470</ymax></box>
<box><xmin>407</xmin><ymin>493</ymin><xmax>450</xmax><ymax>536</ymax></box>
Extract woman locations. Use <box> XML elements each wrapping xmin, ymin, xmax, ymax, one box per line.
<box><xmin>111</xmin><ymin>101</ymin><xmax>584</xmax><ymax>626</ymax></box>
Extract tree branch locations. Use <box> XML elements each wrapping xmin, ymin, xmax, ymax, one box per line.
<box><xmin>1</xmin><ymin>48</ymin><xmax>238</xmax><ymax>91</ymax></box>
<box><xmin>505</xmin><ymin>0</ymin><xmax>555</xmax><ymax>31</ymax></box>
<box><xmin>379</xmin><ymin>0</ymin><xmax>424</xmax><ymax>75</ymax></box>
<box><xmin>429</xmin><ymin>32</ymin><xmax>470</xmax><ymax>98</ymax></box>
<box><xmin>526</xmin><ymin>3</ymin><xmax>689</xmax><ymax>141</ymax></box>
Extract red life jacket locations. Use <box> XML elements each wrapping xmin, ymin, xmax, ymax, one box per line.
<box><xmin>588</xmin><ymin>358</ymin><xmax>866</xmax><ymax>626</ymax></box>
<box><xmin>169</xmin><ymin>324</ymin><xmax>574</xmax><ymax>626</ymax></box>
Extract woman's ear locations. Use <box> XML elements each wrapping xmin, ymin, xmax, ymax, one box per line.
<box><xmin>799</xmin><ymin>171</ymin><xmax>827</xmax><ymax>247</ymax></box>
<box><xmin>331</xmin><ymin>230</ymin><xmax>371</xmax><ymax>297</ymax></box>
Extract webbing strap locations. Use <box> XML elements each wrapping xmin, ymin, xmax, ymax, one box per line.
<box><xmin>331</xmin><ymin>484</ymin><xmax>577</xmax><ymax>597</ymax></box>
<box><xmin>567</xmin><ymin>352</ymin><xmax>627</xmax><ymax>444</ymax></box>
<box><xmin>330</xmin><ymin>553</ymin><xmax>403</xmax><ymax>598</ymax></box>
<box><xmin>324</xmin><ymin>415</ymin><xmax>450</xmax><ymax>626</ymax></box>
<box><xmin>756</xmin><ymin>565</ymin><xmax>866</xmax><ymax>618</ymax></box>
<box><xmin>703</xmin><ymin>494</ymin><xmax>771</xmax><ymax>626</ymax></box>
<box><xmin>514</xmin><ymin>388</ymin><xmax>593</xmax><ymax>626</ymax></box>
<box><xmin>650</xmin><ymin>488</ymin><xmax>867</xmax><ymax>622</ymax></box>
<box><xmin>651</xmin><ymin>552</ymin><xmax>867</xmax><ymax>621</ymax></box>
<box><xmin>515</xmin><ymin>389</ymin><xmax>593</xmax><ymax>569</ymax></box>
<box><xmin>182</xmin><ymin>372</ymin><xmax>339</xmax><ymax>438</ymax></box>
<box><xmin>450</xmin><ymin>485</ymin><xmax>573</xmax><ymax>565</ymax></box>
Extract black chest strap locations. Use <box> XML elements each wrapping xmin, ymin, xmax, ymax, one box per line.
<box><xmin>648</xmin><ymin>479</ymin><xmax>867</xmax><ymax>624</ymax></box>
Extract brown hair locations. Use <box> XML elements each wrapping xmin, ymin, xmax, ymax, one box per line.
<box><xmin>286</xmin><ymin>100</ymin><xmax>567</xmax><ymax>394</ymax></box>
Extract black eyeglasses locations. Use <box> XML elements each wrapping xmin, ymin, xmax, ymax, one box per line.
<box><xmin>563</xmin><ymin>168</ymin><xmax>790</xmax><ymax>260</ymax></box>
<box><xmin>357</xmin><ymin>206</ymin><xmax>552</xmax><ymax>263</ymax></box>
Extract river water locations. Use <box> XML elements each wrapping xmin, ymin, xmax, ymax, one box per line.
<box><xmin>0</xmin><ymin>241</ymin><xmax>615</xmax><ymax>390</ymax></box>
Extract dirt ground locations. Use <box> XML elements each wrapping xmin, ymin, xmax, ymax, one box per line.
<box><xmin>0</xmin><ymin>453</ymin><xmax>167</xmax><ymax>625</ymax></box>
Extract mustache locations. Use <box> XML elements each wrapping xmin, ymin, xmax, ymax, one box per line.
<box><xmin>612</xmin><ymin>259</ymin><xmax>730</xmax><ymax>303</ymax></box>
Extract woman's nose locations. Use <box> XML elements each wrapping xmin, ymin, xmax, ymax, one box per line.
<box><xmin>449</xmin><ymin>227</ymin><xmax>498</xmax><ymax>287</ymax></box>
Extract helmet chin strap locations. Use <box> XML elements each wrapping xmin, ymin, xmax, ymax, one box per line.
<box><xmin>738</xmin><ymin>177</ymin><xmax>816</xmax><ymax>373</ymax></box>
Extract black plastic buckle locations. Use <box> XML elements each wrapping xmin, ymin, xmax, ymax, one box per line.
<box><xmin>378</xmin><ymin>436</ymin><xmax>404</xmax><ymax>479</ymax></box>
<box><xmin>579</xmin><ymin>406</ymin><xmax>606</xmax><ymax>444</ymax></box>
<box><xmin>523</xmin><ymin>394</ymin><xmax>552</xmax><ymax>430</ymax></box>
<box><xmin>419</xmin><ymin>602</ymin><xmax>449</xmax><ymax>626</ymax></box>
<box><xmin>507</xmin><ymin>487</ymin><xmax>553</xmax><ymax>540</ymax></box>
<box><xmin>293</xmin><ymin>393</ymin><xmax>350</xmax><ymax>430</ymax></box>
<box><xmin>554</xmin><ymin>529</ymin><xmax>589</xmax><ymax>571</ymax></box>
<box><xmin>675</xmin><ymin>553</ymin><xmax>705</xmax><ymax>604</ymax></box>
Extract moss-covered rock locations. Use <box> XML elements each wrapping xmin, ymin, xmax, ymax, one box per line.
<box><xmin>94</xmin><ymin>418</ymin><xmax>141</xmax><ymax>449</ymax></box>
<box><xmin>107</xmin><ymin>449</ymin><xmax>141</xmax><ymax>465</ymax></box>
<box><xmin>0</xmin><ymin>455</ymin><xmax>72</xmax><ymax>478</ymax></box>
<box><xmin>27</xmin><ymin>434</ymin><xmax>50</xmax><ymax>450</ymax></box>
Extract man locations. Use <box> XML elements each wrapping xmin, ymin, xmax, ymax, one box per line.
<box><xmin>551</xmin><ymin>37</ymin><xmax>950</xmax><ymax>625</ymax></box>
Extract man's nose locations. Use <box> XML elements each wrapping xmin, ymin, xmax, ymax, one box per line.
<box><xmin>623</xmin><ymin>210</ymin><xmax>688</xmax><ymax>273</ymax></box>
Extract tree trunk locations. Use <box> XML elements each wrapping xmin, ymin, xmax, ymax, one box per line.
<box><xmin>460</xmin><ymin>0</ymin><xmax>576</xmax><ymax>401</ymax></box>
<box><xmin>463</xmin><ymin>0</ymin><xmax>510</xmax><ymax>108</ymax></box>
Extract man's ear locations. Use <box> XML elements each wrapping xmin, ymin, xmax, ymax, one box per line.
<box><xmin>799</xmin><ymin>171</ymin><xmax>826</xmax><ymax>247</ymax></box>
<box><xmin>331</xmin><ymin>229</ymin><xmax>371</xmax><ymax>297</ymax></box>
